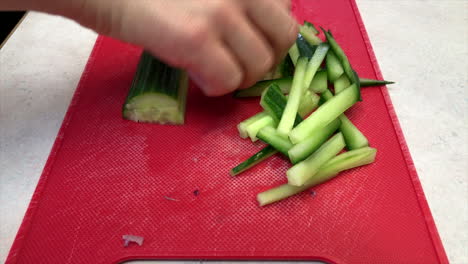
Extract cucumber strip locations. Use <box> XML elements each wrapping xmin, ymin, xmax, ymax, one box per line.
<box><xmin>297</xmin><ymin>90</ymin><xmax>320</xmax><ymax>117</ymax></box>
<box><xmin>238</xmin><ymin>112</ymin><xmax>269</xmax><ymax>139</ymax></box>
<box><xmin>260</xmin><ymin>84</ymin><xmax>302</xmax><ymax>125</ymax></box>
<box><xmin>322</xmin><ymin>29</ymin><xmax>361</xmax><ymax>100</ymax></box>
<box><xmin>296</xmin><ymin>35</ymin><xmax>317</xmax><ymax>59</ymax></box>
<box><xmin>359</xmin><ymin>78</ymin><xmax>395</xmax><ymax>87</ymax></box>
<box><xmin>300</xmin><ymin>28</ymin><xmax>322</xmax><ymax>46</ymax></box>
<box><xmin>322</xmin><ymin>90</ymin><xmax>369</xmax><ymax>149</ymax></box>
<box><xmin>309</xmin><ymin>70</ymin><xmax>328</xmax><ymax>93</ymax></box>
<box><xmin>289</xmin><ymin>43</ymin><xmax>300</xmax><ymax>66</ymax></box>
<box><xmin>257</xmin><ymin>147</ymin><xmax>377</xmax><ymax>206</ymax></box>
<box><xmin>234</xmin><ymin>77</ymin><xmax>293</xmax><ymax>97</ymax></box>
<box><xmin>287</xmin><ymin>133</ymin><xmax>346</xmax><ymax>186</ymax></box>
<box><xmin>230</xmin><ymin>146</ymin><xmax>278</xmax><ymax>176</ymax></box>
<box><xmin>246</xmin><ymin>114</ymin><xmax>276</xmax><ymax>142</ymax></box>
<box><xmin>334</xmin><ymin>74</ymin><xmax>351</xmax><ymax>94</ymax></box>
<box><xmin>288</xmin><ymin>118</ymin><xmax>341</xmax><ymax>164</ymax></box>
<box><xmin>289</xmin><ymin>84</ymin><xmax>359</xmax><ymax>144</ymax></box>
<box><xmin>326</xmin><ymin>51</ymin><xmax>344</xmax><ymax>82</ymax></box>
<box><xmin>303</xmin><ymin>43</ymin><xmax>330</xmax><ymax>92</ymax></box>
<box><xmin>257</xmin><ymin>126</ymin><xmax>293</xmax><ymax>156</ymax></box>
<box><xmin>300</xmin><ymin>21</ymin><xmax>319</xmax><ymax>35</ymax></box>
<box><xmin>265</xmin><ymin>54</ymin><xmax>295</xmax><ymax>80</ymax></box>
<box><xmin>123</xmin><ymin>51</ymin><xmax>188</xmax><ymax>124</ymax></box>
<box><xmin>277</xmin><ymin>58</ymin><xmax>308</xmax><ymax>137</ymax></box>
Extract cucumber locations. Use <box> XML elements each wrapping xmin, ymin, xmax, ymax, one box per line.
<box><xmin>289</xmin><ymin>84</ymin><xmax>359</xmax><ymax>144</ymax></box>
<box><xmin>322</xmin><ymin>29</ymin><xmax>361</xmax><ymax>100</ymax></box>
<box><xmin>237</xmin><ymin>112</ymin><xmax>269</xmax><ymax>139</ymax></box>
<box><xmin>288</xmin><ymin>118</ymin><xmax>341</xmax><ymax>164</ymax></box>
<box><xmin>359</xmin><ymin>78</ymin><xmax>395</xmax><ymax>87</ymax></box>
<box><xmin>257</xmin><ymin>147</ymin><xmax>377</xmax><ymax>206</ymax></box>
<box><xmin>260</xmin><ymin>84</ymin><xmax>302</xmax><ymax>125</ymax></box>
<box><xmin>326</xmin><ymin>51</ymin><xmax>344</xmax><ymax>82</ymax></box>
<box><xmin>257</xmin><ymin>126</ymin><xmax>293</xmax><ymax>156</ymax></box>
<box><xmin>288</xmin><ymin>43</ymin><xmax>300</xmax><ymax>66</ymax></box>
<box><xmin>309</xmin><ymin>70</ymin><xmax>328</xmax><ymax>93</ymax></box>
<box><xmin>300</xmin><ymin>21</ymin><xmax>319</xmax><ymax>35</ymax></box>
<box><xmin>334</xmin><ymin>74</ymin><xmax>351</xmax><ymax>94</ymax></box>
<box><xmin>303</xmin><ymin>43</ymin><xmax>330</xmax><ymax>92</ymax></box>
<box><xmin>277</xmin><ymin>58</ymin><xmax>308</xmax><ymax>137</ymax></box>
<box><xmin>264</xmin><ymin>54</ymin><xmax>295</xmax><ymax>80</ymax></box>
<box><xmin>322</xmin><ymin>90</ymin><xmax>369</xmax><ymax>149</ymax></box>
<box><xmin>297</xmin><ymin>90</ymin><xmax>320</xmax><ymax>117</ymax></box>
<box><xmin>300</xmin><ymin>25</ymin><xmax>322</xmax><ymax>46</ymax></box>
<box><xmin>287</xmin><ymin>133</ymin><xmax>346</xmax><ymax>186</ymax></box>
<box><xmin>245</xmin><ymin>114</ymin><xmax>276</xmax><ymax>142</ymax></box>
<box><xmin>296</xmin><ymin>35</ymin><xmax>316</xmax><ymax>59</ymax></box>
<box><xmin>123</xmin><ymin>51</ymin><xmax>188</xmax><ymax>124</ymax></box>
<box><xmin>230</xmin><ymin>146</ymin><xmax>277</xmax><ymax>176</ymax></box>
<box><xmin>234</xmin><ymin>77</ymin><xmax>292</xmax><ymax>97</ymax></box>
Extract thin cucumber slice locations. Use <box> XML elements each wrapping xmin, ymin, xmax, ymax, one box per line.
<box><xmin>290</xmin><ymin>84</ymin><xmax>359</xmax><ymax>144</ymax></box>
<box><xmin>123</xmin><ymin>51</ymin><xmax>188</xmax><ymax>124</ymax></box>
<box><xmin>277</xmin><ymin>58</ymin><xmax>308</xmax><ymax>137</ymax></box>
<box><xmin>326</xmin><ymin>51</ymin><xmax>344</xmax><ymax>82</ymax></box>
<box><xmin>300</xmin><ymin>27</ymin><xmax>322</xmax><ymax>46</ymax></box>
<box><xmin>257</xmin><ymin>126</ymin><xmax>293</xmax><ymax>156</ymax></box>
<box><xmin>309</xmin><ymin>70</ymin><xmax>328</xmax><ymax>93</ymax></box>
<box><xmin>303</xmin><ymin>43</ymin><xmax>330</xmax><ymax>92</ymax></box>
<box><xmin>257</xmin><ymin>147</ymin><xmax>377</xmax><ymax>206</ymax></box>
<box><xmin>321</xmin><ymin>90</ymin><xmax>369</xmax><ymax>149</ymax></box>
<box><xmin>359</xmin><ymin>78</ymin><xmax>395</xmax><ymax>87</ymax></box>
<box><xmin>287</xmin><ymin>133</ymin><xmax>345</xmax><ymax>186</ymax></box>
<box><xmin>238</xmin><ymin>112</ymin><xmax>269</xmax><ymax>139</ymax></box>
<box><xmin>300</xmin><ymin>21</ymin><xmax>319</xmax><ymax>35</ymax></box>
<box><xmin>334</xmin><ymin>74</ymin><xmax>351</xmax><ymax>94</ymax></box>
<box><xmin>234</xmin><ymin>77</ymin><xmax>292</xmax><ymax>97</ymax></box>
<box><xmin>230</xmin><ymin>146</ymin><xmax>277</xmax><ymax>176</ymax></box>
<box><xmin>288</xmin><ymin>118</ymin><xmax>341</xmax><ymax>164</ymax></box>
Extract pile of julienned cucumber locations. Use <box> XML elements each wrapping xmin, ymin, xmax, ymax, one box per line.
<box><xmin>231</xmin><ymin>22</ymin><xmax>394</xmax><ymax>206</ymax></box>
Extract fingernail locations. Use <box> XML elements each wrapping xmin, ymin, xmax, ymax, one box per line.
<box><xmin>188</xmin><ymin>72</ymin><xmax>212</xmax><ymax>94</ymax></box>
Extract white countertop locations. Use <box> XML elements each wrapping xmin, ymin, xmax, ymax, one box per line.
<box><xmin>1</xmin><ymin>1</ymin><xmax>467</xmax><ymax>263</ymax></box>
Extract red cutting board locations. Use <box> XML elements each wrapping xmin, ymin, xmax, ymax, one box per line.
<box><xmin>7</xmin><ymin>0</ymin><xmax>448</xmax><ymax>263</ymax></box>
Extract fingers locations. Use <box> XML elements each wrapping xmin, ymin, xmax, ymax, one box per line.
<box><xmin>244</xmin><ymin>0</ymin><xmax>298</xmax><ymax>64</ymax></box>
<box><xmin>216</xmin><ymin>5</ymin><xmax>275</xmax><ymax>89</ymax></box>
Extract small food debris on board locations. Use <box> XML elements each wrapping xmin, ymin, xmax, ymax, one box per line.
<box><xmin>193</xmin><ymin>189</ymin><xmax>200</xmax><ymax>196</ymax></box>
<box><xmin>164</xmin><ymin>196</ymin><xmax>179</xmax><ymax>201</ymax></box>
<box><xmin>122</xmin><ymin>235</ymin><xmax>144</xmax><ymax>247</ymax></box>
<box><xmin>309</xmin><ymin>190</ymin><xmax>316</xmax><ymax>197</ymax></box>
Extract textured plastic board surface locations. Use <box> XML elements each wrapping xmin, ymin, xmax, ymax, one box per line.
<box><xmin>7</xmin><ymin>0</ymin><xmax>448</xmax><ymax>263</ymax></box>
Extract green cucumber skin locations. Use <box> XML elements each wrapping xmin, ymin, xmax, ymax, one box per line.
<box><xmin>230</xmin><ymin>146</ymin><xmax>277</xmax><ymax>176</ymax></box>
<box><xmin>287</xmin><ymin>133</ymin><xmax>346</xmax><ymax>186</ymax></box>
<box><xmin>309</xmin><ymin>70</ymin><xmax>328</xmax><ymax>93</ymax></box>
<box><xmin>234</xmin><ymin>77</ymin><xmax>292</xmax><ymax>98</ymax></box>
<box><xmin>322</xmin><ymin>29</ymin><xmax>361</xmax><ymax>101</ymax></box>
<box><xmin>321</xmin><ymin>90</ymin><xmax>369</xmax><ymax>150</ymax></box>
<box><xmin>125</xmin><ymin>51</ymin><xmax>181</xmax><ymax>102</ymax></box>
<box><xmin>359</xmin><ymin>78</ymin><xmax>395</xmax><ymax>87</ymax></box>
<box><xmin>257</xmin><ymin>126</ymin><xmax>293</xmax><ymax>156</ymax></box>
<box><xmin>290</xmin><ymin>84</ymin><xmax>359</xmax><ymax>144</ymax></box>
<box><xmin>296</xmin><ymin>35</ymin><xmax>317</xmax><ymax>59</ymax></box>
<box><xmin>257</xmin><ymin>147</ymin><xmax>377</xmax><ymax>206</ymax></box>
<box><xmin>288</xmin><ymin>118</ymin><xmax>341</xmax><ymax>164</ymax></box>
<box><xmin>326</xmin><ymin>51</ymin><xmax>344</xmax><ymax>82</ymax></box>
